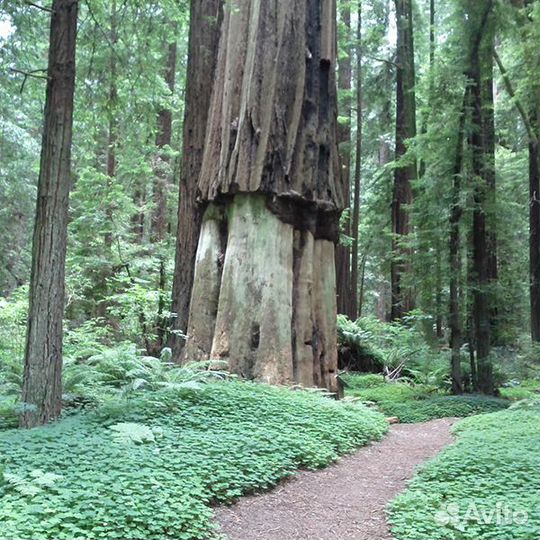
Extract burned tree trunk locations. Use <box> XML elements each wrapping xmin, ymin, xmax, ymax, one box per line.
<box><xmin>391</xmin><ymin>0</ymin><xmax>416</xmax><ymax>321</ymax></box>
<box><xmin>170</xmin><ymin>0</ymin><xmax>223</xmax><ymax>359</ymax></box>
<box><xmin>185</xmin><ymin>0</ymin><xmax>343</xmax><ymax>393</ymax></box>
<box><xmin>21</xmin><ymin>0</ymin><xmax>78</xmax><ymax>428</ymax></box>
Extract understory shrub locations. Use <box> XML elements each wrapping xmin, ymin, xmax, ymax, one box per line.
<box><xmin>344</xmin><ymin>373</ymin><xmax>510</xmax><ymax>422</ymax></box>
<box><xmin>377</xmin><ymin>395</ymin><xmax>510</xmax><ymax>423</ymax></box>
<box><xmin>0</xmin><ymin>381</ymin><xmax>388</xmax><ymax>540</ymax></box>
<box><xmin>388</xmin><ymin>406</ymin><xmax>540</xmax><ymax>539</ymax></box>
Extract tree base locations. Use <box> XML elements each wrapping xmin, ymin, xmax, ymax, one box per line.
<box><xmin>185</xmin><ymin>194</ymin><xmax>339</xmax><ymax>393</ymax></box>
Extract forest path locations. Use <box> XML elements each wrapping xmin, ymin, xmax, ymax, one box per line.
<box><xmin>213</xmin><ymin>417</ymin><xmax>457</xmax><ymax>540</ymax></box>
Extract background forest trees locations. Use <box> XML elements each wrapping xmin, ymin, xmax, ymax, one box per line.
<box><xmin>0</xmin><ymin>0</ymin><xmax>538</xmax><ymax>426</ymax></box>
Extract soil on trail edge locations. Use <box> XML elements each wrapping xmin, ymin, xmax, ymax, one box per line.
<box><xmin>213</xmin><ymin>417</ymin><xmax>457</xmax><ymax>540</ymax></box>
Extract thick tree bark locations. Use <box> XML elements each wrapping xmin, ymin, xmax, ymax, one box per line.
<box><xmin>170</xmin><ymin>0</ymin><xmax>223</xmax><ymax>360</ymax></box>
<box><xmin>21</xmin><ymin>0</ymin><xmax>78</xmax><ymax>428</ymax></box>
<box><xmin>391</xmin><ymin>0</ymin><xmax>416</xmax><ymax>321</ymax></box>
<box><xmin>350</xmin><ymin>1</ymin><xmax>362</xmax><ymax>321</ymax></box>
<box><xmin>185</xmin><ymin>0</ymin><xmax>343</xmax><ymax>393</ymax></box>
<box><xmin>335</xmin><ymin>4</ymin><xmax>353</xmax><ymax>318</ymax></box>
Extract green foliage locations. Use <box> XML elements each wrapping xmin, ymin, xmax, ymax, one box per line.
<box><xmin>378</xmin><ymin>395</ymin><xmax>510</xmax><ymax>423</ymax></box>
<box><xmin>346</xmin><ymin>377</ymin><xmax>438</xmax><ymax>402</ymax></box>
<box><xmin>499</xmin><ymin>379</ymin><xmax>540</xmax><ymax>402</ymax></box>
<box><xmin>388</xmin><ymin>407</ymin><xmax>540</xmax><ymax>539</ymax></box>
<box><xmin>337</xmin><ymin>316</ymin><xmax>444</xmax><ymax>378</ymax></box>
<box><xmin>0</xmin><ymin>381</ymin><xmax>388</xmax><ymax>540</ymax></box>
<box><xmin>344</xmin><ymin>373</ymin><xmax>510</xmax><ymax>422</ymax></box>
<box><xmin>337</xmin><ymin>316</ymin><xmax>384</xmax><ymax>369</ymax></box>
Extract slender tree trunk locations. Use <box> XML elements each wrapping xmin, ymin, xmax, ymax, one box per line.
<box><xmin>151</xmin><ymin>38</ymin><xmax>177</xmax><ymax>355</ymax></box>
<box><xmin>96</xmin><ymin>0</ymin><xmax>117</xmax><ymax>322</ymax></box>
<box><xmin>350</xmin><ymin>0</ymin><xmax>362</xmax><ymax>321</ymax></box>
<box><xmin>448</xmin><ymin>88</ymin><xmax>469</xmax><ymax>395</ymax></box>
<box><xmin>520</xmin><ymin>0</ymin><xmax>540</xmax><ymax>345</ymax></box>
<box><xmin>435</xmin><ymin>240</ymin><xmax>443</xmax><ymax>338</ymax></box>
<box><xmin>21</xmin><ymin>0</ymin><xmax>78</xmax><ymax>428</ymax></box>
<box><xmin>170</xmin><ymin>0</ymin><xmax>223</xmax><ymax>360</ymax></box>
<box><xmin>493</xmin><ymin>48</ymin><xmax>540</xmax><ymax>342</ymax></box>
<box><xmin>530</xmin><ymin>33</ymin><xmax>540</xmax><ymax>342</ymax></box>
<box><xmin>391</xmin><ymin>0</ymin><xmax>416</xmax><ymax>320</ymax></box>
<box><xmin>185</xmin><ymin>0</ymin><xmax>343</xmax><ymax>393</ymax></box>
<box><xmin>105</xmin><ymin>0</ymin><xmax>117</xmax><ymax>249</ymax></box>
<box><xmin>530</xmin><ymin>114</ymin><xmax>540</xmax><ymax>342</ymax></box>
<box><xmin>430</xmin><ymin>0</ymin><xmax>443</xmax><ymax>339</ymax></box>
<box><xmin>152</xmin><ymin>40</ymin><xmax>177</xmax><ymax>243</ymax></box>
<box><xmin>335</xmin><ymin>3</ymin><xmax>353</xmax><ymax>318</ymax></box>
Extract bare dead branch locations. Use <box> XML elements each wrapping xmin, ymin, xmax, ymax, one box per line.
<box><xmin>24</xmin><ymin>1</ymin><xmax>54</xmax><ymax>13</ymax></box>
<box><xmin>9</xmin><ymin>68</ymin><xmax>50</xmax><ymax>93</ymax></box>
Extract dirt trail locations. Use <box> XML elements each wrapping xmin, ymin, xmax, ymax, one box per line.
<box><xmin>214</xmin><ymin>417</ymin><xmax>456</xmax><ymax>540</ymax></box>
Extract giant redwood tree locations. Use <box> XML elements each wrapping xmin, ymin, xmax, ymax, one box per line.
<box><xmin>391</xmin><ymin>0</ymin><xmax>417</xmax><ymax>320</ymax></box>
<box><xmin>21</xmin><ymin>0</ymin><xmax>78</xmax><ymax>428</ymax></box>
<box><xmin>183</xmin><ymin>0</ymin><xmax>344</xmax><ymax>392</ymax></box>
<box><xmin>170</xmin><ymin>0</ymin><xmax>223</xmax><ymax>359</ymax></box>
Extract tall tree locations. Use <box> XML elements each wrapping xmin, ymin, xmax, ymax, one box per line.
<box><xmin>528</xmin><ymin>20</ymin><xmax>540</xmax><ymax>343</ymax></box>
<box><xmin>335</xmin><ymin>1</ymin><xmax>353</xmax><ymax>319</ymax></box>
<box><xmin>184</xmin><ymin>0</ymin><xmax>343</xmax><ymax>393</ymax></box>
<box><xmin>170</xmin><ymin>0</ymin><xmax>223</xmax><ymax>360</ymax></box>
<box><xmin>391</xmin><ymin>0</ymin><xmax>417</xmax><ymax>320</ymax></box>
<box><xmin>151</xmin><ymin>37</ymin><xmax>177</xmax><ymax>354</ymax></box>
<box><xmin>21</xmin><ymin>0</ymin><xmax>78</xmax><ymax>428</ymax></box>
<box><xmin>448</xmin><ymin>0</ymin><xmax>494</xmax><ymax>395</ymax></box>
<box><xmin>350</xmin><ymin>0</ymin><xmax>363</xmax><ymax>321</ymax></box>
<box><xmin>469</xmin><ymin>0</ymin><xmax>495</xmax><ymax>394</ymax></box>
<box><xmin>151</xmin><ymin>39</ymin><xmax>177</xmax><ymax>242</ymax></box>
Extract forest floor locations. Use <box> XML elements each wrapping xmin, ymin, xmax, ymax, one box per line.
<box><xmin>214</xmin><ymin>418</ymin><xmax>457</xmax><ymax>540</ymax></box>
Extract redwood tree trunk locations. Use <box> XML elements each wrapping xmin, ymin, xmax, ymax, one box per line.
<box><xmin>470</xmin><ymin>2</ymin><xmax>495</xmax><ymax>394</ymax></box>
<box><xmin>350</xmin><ymin>0</ymin><xmax>362</xmax><ymax>322</ymax></box>
<box><xmin>152</xmin><ymin>39</ymin><xmax>177</xmax><ymax>243</ymax></box>
<box><xmin>150</xmin><ymin>38</ymin><xmax>177</xmax><ymax>355</ymax></box>
<box><xmin>21</xmin><ymin>0</ymin><xmax>78</xmax><ymax>428</ymax></box>
<box><xmin>530</xmin><ymin>122</ymin><xmax>540</xmax><ymax>342</ymax></box>
<box><xmin>185</xmin><ymin>0</ymin><xmax>343</xmax><ymax>393</ymax></box>
<box><xmin>391</xmin><ymin>0</ymin><xmax>416</xmax><ymax>321</ymax></box>
<box><xmin>170</xmin><ymin>0</ymin><xmax>223</xmax><ymax>360</ymax></box>
<box><xmin>335</xmin><ymin>4</ymin><xmax>353</xmax><ymax>318</ymax></box>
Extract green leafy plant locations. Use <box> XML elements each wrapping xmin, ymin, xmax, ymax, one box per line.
<box><xmin>388</xmin><ymin>407</ymin><xmax>540</xmax><ymax>539</ymax></box>
<box><xmin>0</xmin><ymin>381</ymin><xmax>388</xmax><ymax>540</ymax></box>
